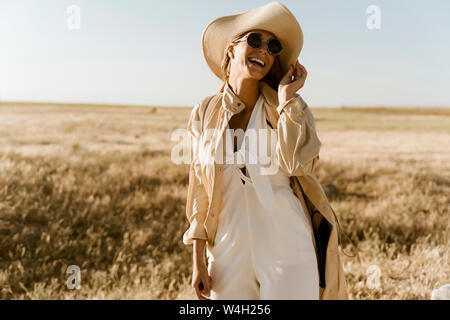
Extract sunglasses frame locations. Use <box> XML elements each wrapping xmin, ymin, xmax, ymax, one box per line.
<box><xmin>235</xmin><ymin>32</ymin><xmax>283</xmax><ymax>56</ymax></box>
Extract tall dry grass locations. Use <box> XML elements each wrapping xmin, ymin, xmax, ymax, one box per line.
<box><xmin>0</xmin><ymin>102</ymin><xmax>448</xmax><ymax>299</ymax></box>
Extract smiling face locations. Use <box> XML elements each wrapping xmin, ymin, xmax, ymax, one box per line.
<box><xmin>227</xmin><ymin>29</ymin><xmax>278</xmax><ymax>81</ymax></box>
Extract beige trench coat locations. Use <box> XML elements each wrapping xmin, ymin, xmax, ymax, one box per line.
<box><xmin>183</xmin><ymin>81</ymin><xmax>349</xmax><ymax>299</ymax></box>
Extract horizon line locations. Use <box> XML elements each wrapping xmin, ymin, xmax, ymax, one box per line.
<box><xmin>0</xmin><ymin>100</ymin><xmax>449</xmax><ymax>110</ymax></box>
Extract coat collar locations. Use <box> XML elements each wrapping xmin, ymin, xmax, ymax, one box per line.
<box><xmin>221</xmin><ymin>81</ymin><xmax>280</xmax><ymax>115</ymax></box>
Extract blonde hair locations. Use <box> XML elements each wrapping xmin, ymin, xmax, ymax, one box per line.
<box><xmin>218</xmin><ymin>30</ymin><xmax>284</xmax><ymax>93</ymax></box>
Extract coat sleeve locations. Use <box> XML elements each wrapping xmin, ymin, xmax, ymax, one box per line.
<box><xmin>275</xmin><ymin>94</ymin><xmax>322</xmax><ymax>177</ymax></box>
<box><xmin>182</xmin><ymin>102</ymin><xmax>210</xmax><ymax>245</ymax></box>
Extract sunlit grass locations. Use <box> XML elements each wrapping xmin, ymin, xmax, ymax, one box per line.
<box><xmin>0</xmin><ymin>102</ymin><xmax>448</xmax><ymax>299</ymax></box>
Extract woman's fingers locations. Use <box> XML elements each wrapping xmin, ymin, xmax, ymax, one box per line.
<box><xmin>282</xmin><ymin>61</ymin><xmax>306</xmax><ymax>84</ymax></box>
<box><xmin>194</xmin><ymin>282</ymin><xmax>203</xmax><ymax>299</ymax></box>
<box><xmin>292</xmin><ymin>62</ymin><xmax>307</xmax><ymax>88</ymax></box>
<box><xmin>202</xmin><ymin>275</ymin><xmax>211</xmax><ymax>296</ymax></box>
<box><xmin>192</xmin><ymin>259</ymin><xmax>212</xmax><ymax>300</ymax></box>
<box><xmin>280</xmin><ymin>64</ymin><xmax>295</xmax><ymax>84</ymax></box>
<box><xmin>194</xmin><ymin>281</ymin><xmax>211</xmax><ymax>300</ymax></box>
<box><xmin>278</xmin><ymin>61</ymin><xmax>307</xmax><ymax>98</ymax></box>
<box><xmin>201</xmin><ymin>277</ymin><xmax>212</xmax><ymax>298</ymax></box>
<box><xmin>194</xmin><ymin>272</ymin><xmax>213</xmax><ymax>300</ymax></box>
<box><xmin>294</xmin><ymin>61</ymin><xmax>307</xmax><ymax>80</ymax></box>
<box><xmin>301</xmin><ymin>64</ymin><xmax>307</xmax><ymax>78</ymax></box>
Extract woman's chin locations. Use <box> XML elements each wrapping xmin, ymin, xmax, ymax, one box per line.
<box><xmin>245</xmin><ymin>66</ymin><xmax>267</xmax><ymax>80</ymax></box>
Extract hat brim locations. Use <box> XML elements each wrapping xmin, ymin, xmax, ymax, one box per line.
<box><xmin>202</xmin><ymin>1</ymin><xmax>303</xmax><ymax>81</ymax></box>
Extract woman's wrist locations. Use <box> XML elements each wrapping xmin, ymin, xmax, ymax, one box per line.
<box><xmin>278</xmin><ymin>90</ymin><xmax>293</xmax><ymax>106</ymax></box>
<box><xmin>193</xmin><ymin>238</ymin><xmax>207</xmax><ymax>265</ymax></box>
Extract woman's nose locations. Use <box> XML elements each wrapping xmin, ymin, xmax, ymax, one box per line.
<box><xmin>257</xmin><ymin>46</ymin><xmax>268</xmax><ymax>55</ymax></box>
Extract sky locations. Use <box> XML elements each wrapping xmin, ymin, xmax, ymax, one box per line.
<box><xmin>0</xmin><ymin>0</ymin><xmax>449</xmax><ymax>107</ymax></box>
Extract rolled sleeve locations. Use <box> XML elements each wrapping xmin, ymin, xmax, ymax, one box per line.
<box><xmin>183</xmin><ymin>103</ymin><xmax>209</xmax><ymax>245</ymax></box>
<box><xmin>275</xmin><ymin>95</ymin><xmax>322</xmax><ymax>177</ymax></box>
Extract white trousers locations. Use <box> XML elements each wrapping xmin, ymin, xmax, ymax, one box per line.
<box><xmin>206</xmin><ymin>163</ymin><xmax>320</xmax><ymax>300</ymax></box>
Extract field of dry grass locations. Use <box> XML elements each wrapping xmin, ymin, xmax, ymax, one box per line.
<box><xmin>0</xmin><ymin>101</ymin><xmax>448</xmax><ymax>299</ymax></box>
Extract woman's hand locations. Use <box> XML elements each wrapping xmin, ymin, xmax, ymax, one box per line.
<box><xmin>192</xmin><ymin>259</ymin><xmax>212</xmax><ymax>300</ymax></box>
<box><xmin>278</xmin><ymin>60</ymin><xmax>308</xmax><ymax>106</ymax></box>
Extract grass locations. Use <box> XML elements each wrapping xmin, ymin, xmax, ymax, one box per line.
<box><xmin>0</xmin><ymin>102</ymin><xmax>448</xmax><ymax>299</ymax></box>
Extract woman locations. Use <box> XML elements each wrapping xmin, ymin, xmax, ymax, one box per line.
<box><xmin>183</xmin><ymin>2</ymin><xmax>348</xmax><ymax>300</ymax></box>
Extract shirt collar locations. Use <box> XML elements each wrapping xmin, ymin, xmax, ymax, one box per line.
<box><xmin>221</xmin><ymin>81</ymin><xmax>279</xmax><ymax>114</ymax></box>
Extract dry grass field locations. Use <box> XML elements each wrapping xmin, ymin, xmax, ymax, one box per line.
<box><xmin>0</xmin><ymin>101</ymin><xmax>448</xmax><ymax>299</ymax></box>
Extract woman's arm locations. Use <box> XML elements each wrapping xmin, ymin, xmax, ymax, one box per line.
<box><xmin>182</xmin><ymin>103</ymin><xmax>212</xmax><ymax>300</ymax></box>
<box><xmin>275</xmin><ymin>94</ymin><xmax>322</xmax><ymax>177</ymax></box>
<box><xmin>275</xmin><ymin>61</ymin><xmax>322</xmax><ymax>177</ymax></box>
<box><xmin>182</xmin><ymin>102</ymin><xmax>209</xmax><ymax>245</ymax></box>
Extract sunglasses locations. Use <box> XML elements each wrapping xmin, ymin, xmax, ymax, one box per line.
<box><xmin>236</xmin><ymin>32</ymin><xmax>283</xmax><ymax>56</ymax></box>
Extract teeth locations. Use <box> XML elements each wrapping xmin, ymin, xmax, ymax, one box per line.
<box><xmin>248</xmin><ymin>57</ymin><xmax>265</xmax><ymax>67</ymax></box>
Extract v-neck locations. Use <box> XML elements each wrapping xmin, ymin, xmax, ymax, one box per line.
<box><xmin>226</xmin><ymin>94</ymin><xmax>263</xmax><ymax>153</ymax></box>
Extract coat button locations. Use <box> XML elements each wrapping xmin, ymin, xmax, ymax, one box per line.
<box><xmin>237</xmin><ymin>102</ymin><xmax>241</xmax><ymax>106</ymax></box>
<box><xmin>211</xmin><ymin>213</ymin><xmax>215</xmax><ymax>217</ymax></box>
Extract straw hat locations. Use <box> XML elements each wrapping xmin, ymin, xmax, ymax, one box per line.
<box><xmin>201</xmin><ymin>1</ymin><xmax>303</xmax><ymax>80</ymax></box>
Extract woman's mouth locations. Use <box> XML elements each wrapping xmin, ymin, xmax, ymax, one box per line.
<box><xmin>248</xmin><ymin>57</ymin><xmax>266</xmax><ymax>68</ymax></box>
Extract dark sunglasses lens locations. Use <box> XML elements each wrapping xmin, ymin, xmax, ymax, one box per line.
<box><xmin>268</xmin><ymin>39</ymin><xmax>282</xmax><ymax>55</ymax></box>
<box><xmin>247</xmin><ymin>33</ymin><xmax>262</xmax><ymax>48</ymax></box>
